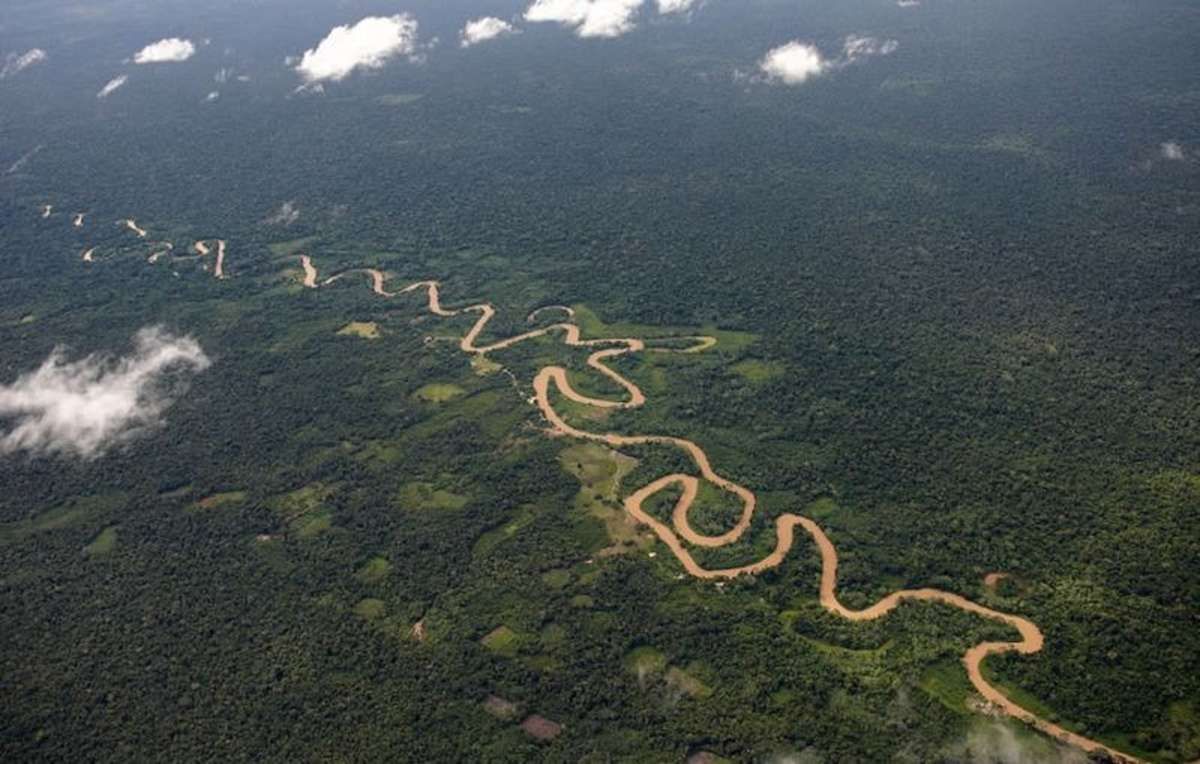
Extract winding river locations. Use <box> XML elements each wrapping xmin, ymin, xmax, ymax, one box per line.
<box><xmin>43</xmin><ymin>207</ymin><xmax>1144</xmax><ymax>763</ymax></box>
<box><xmin>310</xmin><ymin>259</ymin><xmax>1140</xmax><ymax>764</ymax></box>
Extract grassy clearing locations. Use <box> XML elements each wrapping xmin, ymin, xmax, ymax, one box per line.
<box><xmin>482</xmin><ymin>626</ymin><xmax>522</xmax><ymax>657</ymax></box>
<box><xmin>158</xmin><ymin>483</ymin><xmax>192</xmax><ymax>500</ymax></box>
<box><xmin>731</xmin><ymin>358</ymin><xmax>786</xmax><ymax>383</ymax></box>
<box><xmin>801</xmin><ymin>636</ymin><xmax>892</xmax><ymax>687</ymax></box>
<box><xmin>354</xmin><ymin>440</ymin><xmax>405</xmax><ymax>466</ymax></box>
<box><xmin>296</xmin><ymin>512</ymin><xmax>332</xmax><ymax>538</ymax></box>
<box><xmin>356</xmin><ymin>556</ymin><xmax>391</xmax><ymax>584</ymax></box>
<box><xmin>571</xmin><ymin>305</ymin><xmax>755</xmax><ymax>353</ymax></box>
<box><xmin>559</xmin><ymin>443</ymin><xmax>647</xmax><ymax>554</ymax></box>
<box><xmin>337</xmin><ymin>322</ymin><xmax>381</xmax><ymax>340</ymax></box>
<box><xmin>270</xmin><ymin>318</ymin><xmax>343</xmax><ymax>353</ymax></box>
<box><xmin>919</xmin><ymin>660</ymin><xmax>972</xmax><ymax>712</ymax></box>
<box><xmin>483</xmin><ymin>695</ymin><xmax>519</xmax><ymax>721</ymax></box>
<box><xmin>625</xmin><ymin>646</ymin><xmax>667</xmax><ymax>676</ymax></box>
<box><xmin>395</xmin><ymin>482</ymin><xmax>470</xmax><ymax>511</ymax></box>
<box><xmin>83</xmin><ymin>526</ymin><xmax>119</xmax><ymax>557</ymax></box>
<box><xmin>473</xmin><ymin>506</ymin><xmax>536</xmax><ymax>557</ymax></box>
<box><xmin>1</xmin><ymin>494</ymin><xmax>127</xmax><ymax>545</ymax></box>
<box><xmin>271</xmin><ymin>482</ymin><xmax>336</xmax><ymax>538</ymax></box>
<box><xmin>376</xmin><ymin>93</ymin><xmax>424</xmax><ymax>106</ymax></box>
<box><xmin>268</xmin><ymin>236</ymin><xmax>319</xmax><ymax>257</ymax></box>
<box><xmin>354</xmin><ymin>598</ymin><xmax>386</xmax><ymax>621</ymax></box>
<box><xmin>804</xmin><ymin>497</ymin><xmax>840</xmax><ymax>520</ymax></box>
<box><xmin>666</xmin><ymin>666</ymin><xmax>713</xmax><ymax>699</ymax></box>
<box><xmin>195</xmin><ymin>491</ymin><xmax>246</xmax><ymax>510</ymax></box>
<box><xmin>471</xmin><ymin>355</ymin><xmax>503</xmax><ymax>375</ymax></box>
<box><xmin>542</xmin><ymin>569</ymin><xmax>572</xmax><ymax>589</ymax></box>
<box><xmin>415</xmin><ymin>383</ymin><xmax>466</xmax><ymax>403</ymax></box>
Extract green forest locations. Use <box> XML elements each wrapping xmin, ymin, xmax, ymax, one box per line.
<box><xmin>1</xmin><ymin>0</ymin><xmax>1197</xmax><ymax>762</ymax></box>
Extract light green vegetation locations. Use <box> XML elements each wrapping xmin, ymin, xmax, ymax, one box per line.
<box><xmin>395</xmin><ymin>482</ymin><xmax>470</xmax><ymax>511</ymax></box>
<box><xmin>471</xmin><ymin>355</ymin><xmax>502</xmax><ymax>375</ymax></box>
<box><xmin>354</xmin><ymin>598</ymin><xmax>386</xmax><ymax>622</ymax></box>
<box><xmin>269</xmin><ymin>318</ymin><xmax>344</xmax><ymax>353</ymax></box>
<box><xmin>195</xmin><ymin>491</ymin><xmax>246</xmax><ymax>510</ymax></box>
<box><xmin>920</xmin><ymin>660</ymin><xmax>973</xmax><ymax>712</ymax></box>
<box><xmin>541</xmin><ymin>569</ymin><xmax>571</xmax><ymax>589</ymax></box>
<box><xmin>482</xmin><ymin>695</ymin><xmax>520</xmax><ymax>721</ymax></box>
<box><xmin>158</xmin><ymin>484</ymin><xmax>192</xmax><ymax>500</ymax></box>
<box><xmin>559</xmin><ymin>443</ymin><xmax>647</xmax><ymax>554</ymax></box>
<box><xmin>571</xmin><ymin>304</ymin><xmax>756</xmax><ymax>354</ymax></box>
<box><xmin>356</xmin><ymin>556</ymin><xmax>391</xmax><ymax>585</ymax></box>
<box><xmin>271</xmin><ymin>483</ymin><xmax>336</xmax><ymax>538</ymax></box>
<box><xmin>354</xmin><ymin>440</ymin><xmax>405</xmax><ymax>467</ymax></box>
<box><xmin>337</xmin><ymin>321</ymin><xmax>381</xmax><ymax>339</ymax></box>
<box><xmin>481</xmin><ymin>626</ymin><xmax>522</xmax><ymax>657</ymax></box>
<box><xmin>803</xmin><ymin>637</ymin><xmax>892</xmax><ymax>687</ymax></box>
<box><xmin>83</xmin><ymin>526</ymin><xmax>119</xmax><ymax>557</ymax></box>
<box><xmin>804</xmin><ymin>497</ymin><xmax>840</xmax><ymax>520</ymax></box>
<box><xmin>625</xmin><ymin>646</ymin><xmax>667</xmax><ymax>676</ymax></box>
<box><xmin>473</xmin><ymin>505</ymin><xmax>536</xmax><ymax>558</ymax></box>
<box><xmin>0</xmin><ymin>494</ymin><xmax>127</xmax><ymax>544</ymax></box>
<box><xmin>1164</xmin><ymin>702</ymin><xmax>1200</xmax><ymax>761</ymax></box>
<box><xmin>296</xmin><ymin>513</ymin><xmax>332</xmax><ymax>539</ymax></box>
<box><xmin>666</xmin><ymin>666</ymin><xmax>713</xmax><ymax>699</ymax></box>
<box><xmin>730</xmin><ymin>358</ymin><xmax>786</xmax><ymax>383</ymax></box>
<box><xmin>376</xmin><ymin>93</ymin><xmax>424</xmax><ymax>106</ymax></box>
<box><xmin>414</xmin><ymin>383</ymin><xmax>466</xmax><ymax>403</ymax></box>
<box><xmin>267</xmin><ymin>237</ymin><xmax>319</xmax><ymax>257</ymax></box>
<box><xmin>625</xmin><ymin>647</ymin><xmax>711</xmax><ymax>698</ymax></box>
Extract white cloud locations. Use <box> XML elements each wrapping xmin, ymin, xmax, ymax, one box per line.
<box><xmin>295</xmin><ymin>14</ymin><xmax>421</xmax><ymax>83</ymax></box>
<box><xmin>524</xmin><ymin>0</ymin><xmax>644</xmax><ymax>39</ymax></box>
<box><xmin>205</xmin><ymin>90</ymin><xmax>219</xmax><ymax>102</ymax></box>
<box><xmin>758</xmin><ymin>35</ymin><xmax>898</xmax><ymax>86</ymax></box>
<box><xmin>759</xmin><ymin>41</ymin><xmax>829</xmax><ymax>85</ymax></box>
<box><xmin>1</xmin><ymin>48</ymin><xmax>48</xmax><ymax>79</ymax></box>
<box><xmin>0</xmin><ymin>327</ymin><xmax>210</xmax><ymax>460</ymax></box>
<box><xmin>657</xmin><ymin>0</ymin><xmax>699</xmax><ymax>13</ymax></box>
<box><xmin>1161</xmin><ymin>141</ymin><xmax>1185</xmax><ymax>161</ymax></box>
<box><xmin>843</xmin><ymin>35</ymin><xmax>899</xmax><ymax>61</ymax></box>
<box><xmin>461</xmin><ymin>17</ymin><xmax>519</xmax><ymax>47</ymax></box>
<box><xmin>896</xmin><ymin>0</ymin><xmax>921</xmax><ymax>7</ymax></box>
<box><xmin>133</xmin><ymin>38</ymin><xmax>196</xmax><ymax>64</ymax></box>
<box><xmin>97</xmin><ymin>75</ymin><xmax>128</xmax><ymax>99</ymax></box>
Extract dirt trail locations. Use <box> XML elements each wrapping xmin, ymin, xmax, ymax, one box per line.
<box><xmin>191</xmin><ymin>240</ymin><xmax>227</xmax><ymax>279</ymax></box>
<box><xmin>651</xmin><ymin>336</ymin><xmax>718</xmax><ymax>354</ymax></box>
<box><xmin>984</xmin><ymin>572</ymin><xmax>1009</xmax><ymax>591</ymax></box>
<box><xmin>121</xmin><ymin>219</ymin><xmax>148</xmax><ymax>238</ymax></box>
<box><xmin>148</xmin><ymin>243</ymin><xmax>173</xmax><ymax>263</ymax></box>
<box><xmin>68</xmin><ymin>249</ymin><xmax>1139</xmax><ymax>764</ymax></box>
<box><xmin>528</xmin><ymin>305</ymin><xmax>576</xmax><ymax>323</ymax></box>
<box><xmin>298</xmin><ymin>255</ymin><xmax>319</xmax><ymax>288</ymax></box>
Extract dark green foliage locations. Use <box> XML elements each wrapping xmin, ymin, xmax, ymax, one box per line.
<box><xmin>1</xmin><ymin>0</ymin><xmax>1197</xmax><ymax>761</ymax></box>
